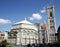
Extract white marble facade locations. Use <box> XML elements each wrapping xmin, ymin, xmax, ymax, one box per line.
<box><xmin>47</xmin><ymin>6</ymin><xmax>56</xmax><ymax>43</ymax></box>
<box><xmin>10</xmin><ymin>6</ymin><xmax>56</xmax><ymax>45</ymax></box>
<box><xmin>11</xmin><ymin>18</ymin><xmax>38</xmax><ymax>45</ymax></box>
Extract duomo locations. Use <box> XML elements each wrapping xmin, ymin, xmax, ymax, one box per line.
<box><xmin>0</xmin><ymin>6</ymin><xmax>57</xmax><ymax>45</ymax></box>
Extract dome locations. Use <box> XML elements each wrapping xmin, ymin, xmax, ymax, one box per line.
<box><xmin>41</xmin><ymin>24</ymin><xmax>48</xmax><ymax>29</ymax></box>
<box><xmin>15</xmin><ymin>18</ymin><xmax>32</xmax><ymax>25</ymax></box>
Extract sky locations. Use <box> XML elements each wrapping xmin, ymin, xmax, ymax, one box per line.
<box><xmin>0</xmin><ymin>0</ymin><xmax>60</xmax><ymax>31</ymax></box>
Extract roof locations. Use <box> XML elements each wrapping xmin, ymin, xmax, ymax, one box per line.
<box><xmin>41</xmin><ymin>24</ymin><xmax>48</xmax><ymax>29</ymax></box>
<box><xmin>14</xmin><ymin>18</ymin><xmax>32</xmax><ymax>25</ymax></box>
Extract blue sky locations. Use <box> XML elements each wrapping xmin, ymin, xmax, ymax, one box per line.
<box><xmin>0</xmin><ymin>0</ymin><xmax>60</xmax><ymax>31</ymax></box>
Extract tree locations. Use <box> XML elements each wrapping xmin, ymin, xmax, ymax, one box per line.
<box><xmin>57</xmin><ymin>25</ymin><xmax>60</xmax><ymax>43</ymax></box>
<box><xmin>0</xmin><ymin>40</ymin><xmax>9</xmax><ymax>47</ymax></box>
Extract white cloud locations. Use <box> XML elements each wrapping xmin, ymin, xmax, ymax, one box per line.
<box><xmin>30</xmin><ymin>13</ymin><xmax>42</xmax><ymax>21</ymax></box>
<box><xmin>40</xmin><ymin>9</ymin><xmax>46</xmax><ymax>13</ymax></box>
<box><xmin>0</xmin><ymin>18</ymin><xmax>11</xmax><ymax>25</ymax></box>
<box><xmin>30</xmin><ymin>17</ymin><xmax>34</xmax><ymax>21</ymax></box>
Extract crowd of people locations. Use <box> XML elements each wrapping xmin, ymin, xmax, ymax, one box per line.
<box><xmin>27</xmin><ymin>43</ymin><xmax>60</xmax><ymax>47</ymax></box>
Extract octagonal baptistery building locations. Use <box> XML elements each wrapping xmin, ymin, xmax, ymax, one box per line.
<box><xmin>11</xmin><ymin>18</ymin><xmax>38</xmax><ymax>45</ymax></box>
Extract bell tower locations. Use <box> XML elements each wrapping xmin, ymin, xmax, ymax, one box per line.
<box><xmin>47</xmin><ymin>6</ymin><xmax>56</xmax><ymax>43</ymax></box>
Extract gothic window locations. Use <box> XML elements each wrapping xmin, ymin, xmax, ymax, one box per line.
<box><xmin>50</xmin><ymin>26</ymin><xmax>54</xmax><ymax>28</ymax></box>
<box><xmin>52</xmin><ymin>20</ymin><xmax>54</xmax><ymax>22</ymax></box>
<box><xmin>50</xmin><ymin>12</ymin><xmax>53</xmax><ymax>17</ymax></box>
<box><xmin>50</xmin><ymin>20</ymin><xmax>54</xmax><ymax>23</ymax></box>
